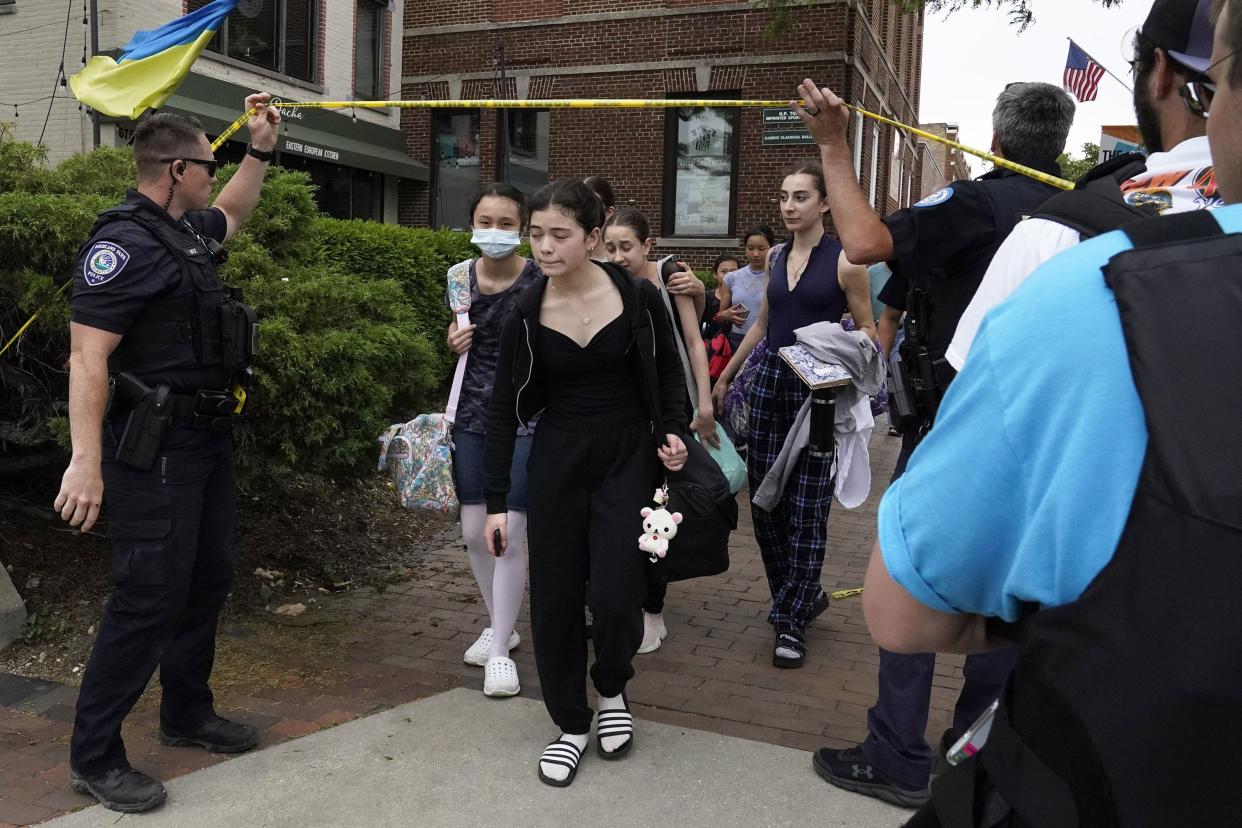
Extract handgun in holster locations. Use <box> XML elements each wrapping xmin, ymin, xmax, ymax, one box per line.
<box><xmin>110</xmin><ymin>372</ymin><xmax>173</xmax><ymax>471</ymax></box>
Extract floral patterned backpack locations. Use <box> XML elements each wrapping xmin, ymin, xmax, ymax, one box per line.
<box><xmin>377</xmin><ymin>415</ymin><xmax>458</xmax><ymax>513</ymax></box>
<box><xmin>375</xmin><ymin>260</ymin><xmax>473</xmax><ymax>514</ymax></box>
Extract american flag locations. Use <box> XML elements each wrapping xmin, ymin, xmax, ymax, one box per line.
<box><xmin>1064</xmin><ymin>40</ymin><xmax>1106</xmax><ymax>102</ymax></box>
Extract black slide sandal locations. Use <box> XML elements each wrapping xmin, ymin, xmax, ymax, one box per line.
<box><xmin>538</xmin><ymin>739</ymin><xmax>584</xmax><ymax>787</ymax></box>
<box><xmin>596</xmin><ymin>704</ymin><xmax>634</xmax><ymax>760</ymax></box>
<box><xmin>773</xmin><ymin>631</ymin><xmax>807</xmax><ymax>668</ymax></box>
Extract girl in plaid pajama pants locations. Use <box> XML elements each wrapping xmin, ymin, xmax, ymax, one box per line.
<box><xmin>712</xmin><ymin>163</ymin><xmax>876</xmax><ymax>668</ymax></box>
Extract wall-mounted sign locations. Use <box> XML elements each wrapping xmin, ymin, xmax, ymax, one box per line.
<box><xmin>762</xmin><ymin>108</ymin><xmax>802</xmax><ymax>127</ymax></box>
<box><xmin>761</xmin><ymin>129</ymin><xmax>815</xmax><ymax>147</ymax></box>
<box><xmin>284</xmin><ymin>139</ymin><xmax>341</xmax><ymax>162</ymax></box>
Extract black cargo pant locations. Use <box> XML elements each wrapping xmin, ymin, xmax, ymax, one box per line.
<box><xmin>70</xmin><ymin>424</ymin><xmax>236</xmax><ymax>775</ymax></box>
<box><xmin>527</xmin><ymin>414</ymin><xmax>657</xmax><ymax>735</ymax></box>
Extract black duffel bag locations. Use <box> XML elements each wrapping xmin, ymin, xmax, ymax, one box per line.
<box><xmin>658</xmin><ymin>435</ymin><xmax>739</xmax><ymax>582</ymax></box>
<box><xmin>632</xmin><ymin>274</ymin><xmax>738</xmax><ymax>583</ymax></box>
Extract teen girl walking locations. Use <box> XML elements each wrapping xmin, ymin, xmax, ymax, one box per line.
<box><xmin>716</xmin><ymin>225</ymin><xmax>774</xmax><ymax>352</ymax></box>
<box><xmin>603</xmin><ymin>207</ymin><xmax>719</xmax><ymax>654</ymax></box>
<box><xmin>711</xmin><ymin>163</ymin><xmax>875</xmax><ymax>669</ymax></box>
<box><xmin>484</xmin><ymin>180</ymin><xmax>689</xmax><ymax>787</ymax></box>
<box><xmin>446</xmin><ymin>183</ymin><xmax>542</xmax><ymax>698</ymax></box>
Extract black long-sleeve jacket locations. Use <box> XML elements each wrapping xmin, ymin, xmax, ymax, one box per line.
<box><xmin>482</xmin><ymin>261</ymin><xmax>689</xmax><ymax>514</ymax></box>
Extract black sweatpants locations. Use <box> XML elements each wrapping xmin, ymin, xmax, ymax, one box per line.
<box><xmin>527</xmin><ymin>414</ymin><xmax>657</xmax><ymax>735</ymax></box>
<box><xmin>72</xmin><ymin>425</ymin><xmax>235</xmax><ymax>775</ymax></box>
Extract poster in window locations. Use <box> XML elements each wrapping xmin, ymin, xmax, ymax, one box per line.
<box><xmin>673</xmin><ymin>108</ymin><xmax>734</xmax><ymax>236</ymax></box>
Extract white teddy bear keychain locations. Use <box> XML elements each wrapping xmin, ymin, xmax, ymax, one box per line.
<box><xmin>638</xmin><ymin>486</ymin><xmax>683</xmax><ymax>563</ymax></box>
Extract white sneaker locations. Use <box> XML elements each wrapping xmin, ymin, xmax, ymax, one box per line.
<box><xmin>483</xmin><ymin>656</ymin><xmax>520</xmax><ymax>697</ymax></box>
<box><xmin>637</xmin><ymin>612</ymin><xmax>668</xmax><ymax>654</ymax></box>
<box><xmin>464</xmin><ymin>628</ymin><xmax>520</xmax><ymax>666</ymax></box>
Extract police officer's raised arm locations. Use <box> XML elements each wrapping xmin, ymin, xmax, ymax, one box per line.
<box><xmin>793</xmin><ymin>79</ymin><xmax>896</xmax><ymax>266</ymax></box>
<box><xmin>212</xmin><ymin>93</ymin><xmax>281</xmax><ymax>242</ymax></box>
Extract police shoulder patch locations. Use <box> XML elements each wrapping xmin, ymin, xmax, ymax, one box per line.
<box><xmin>83</xmin><ymin>241</ymin><xmax>130</xmax><ymax>287</ymax></box>
<box><xmin>914</xmin><ymin>187</ymin><xmax>954</xmax><ymax>208</ymax></box>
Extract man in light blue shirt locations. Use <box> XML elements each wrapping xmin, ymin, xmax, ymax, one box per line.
<box><xmin>862</xmin><ymin>2</ymin><xmax>1242</xmax><ymax>821</ymax></box>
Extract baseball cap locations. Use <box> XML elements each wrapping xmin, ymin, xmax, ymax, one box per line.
<box><xmin>1139</xmin><ymin>0</ymin><xmax>1215</xmax><ymax>74</ymax></box>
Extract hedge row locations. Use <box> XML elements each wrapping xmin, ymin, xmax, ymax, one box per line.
<box><xmin>0</xmin><ymin>137</ymin><xmax>467</xmax><ymax>478</ymax></box>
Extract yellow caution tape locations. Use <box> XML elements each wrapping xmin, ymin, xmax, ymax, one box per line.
<box><xmin>6</xmin><ymin>97</ymin><xmax>1071</xmax><ymax>364</ymax></box>
<box><xmin>831</xmin><ymin>587</ymin><xmax>864</xmax><ymax>600</ymax></box>
<box><xmin>211</xmin><ymin>98</ymin><xmax>1074</xmax><ymax>191</ymax></box>
<box><xmin>0</xmin><ymin>282</ymin><xmax>69</xmax><ymax>360</ymax></box>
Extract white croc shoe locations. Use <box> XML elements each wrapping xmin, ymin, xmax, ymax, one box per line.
<box><xmin>464</xmin><ymin>628</ymin><xmax>521</xmax><ymax>666</ymax></box>
<box><xmin>637</xmin><ymin>612</ymin><xmax>668</xmax><ymax>654</ymax></box>
<box><xmin>483</xmin><ymin>656</ymin><xmax>520</xmax><ymax>697</ymax></box>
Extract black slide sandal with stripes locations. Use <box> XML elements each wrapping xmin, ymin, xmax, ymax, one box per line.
<box><xmin>538</xmin><ymin>739</ymin><xmax>584</xmax><ymax>787</ymax></box>
<box><xmin>596</xmin><ymin>703</ymin><xmax>634</xmax><ymax>760</ymax></box>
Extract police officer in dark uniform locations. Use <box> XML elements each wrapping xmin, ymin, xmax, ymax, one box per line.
<box><xmin>789</xmin><ymin>78</ymin><xmax>1076</xmax><ymax>808</ymax></box>
<box><xmin>54</xmin><ymin>95</ymin><xmax>280</xmax><ymax>813</ymax></box>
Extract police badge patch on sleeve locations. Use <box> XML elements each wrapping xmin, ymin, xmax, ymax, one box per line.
<box><xmin>914</xmin><ymin>188</ymin><xmax>954</xmax><ymax>208</ymax></box>
<box><xmin>83</xmin><ymin>242</ymin><xmax>130</xmax><ymax>286</ymax></box>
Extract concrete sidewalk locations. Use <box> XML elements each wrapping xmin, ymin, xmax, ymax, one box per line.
<box><xmin>48</xmin><ymin>688</ymin><xmax>906</xmax><ymax>827</ymax></box>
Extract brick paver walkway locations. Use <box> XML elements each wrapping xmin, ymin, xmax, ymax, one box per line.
<box><xmin>0</xmin><ymin>427</ymin><xmax>968</xmax><ymax>824</ymax></box>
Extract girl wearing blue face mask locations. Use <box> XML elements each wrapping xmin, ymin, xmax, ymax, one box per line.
<box><xmin>447</xmin><ymin>183</ymin><xmax>541</xmax><ymax>699</ymax></box>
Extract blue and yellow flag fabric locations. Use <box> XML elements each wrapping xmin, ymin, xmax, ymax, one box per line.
<box><xmin>70</xmin><ymin>0</ymin><xmax>238</xmax><ymax>120</ymax></box>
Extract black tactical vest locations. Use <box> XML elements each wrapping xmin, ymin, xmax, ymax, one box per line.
<box><xmin>84</xmin><ymin>203</ymin><xmax>256</xmax><ymax>389</ymax></box>
<box><xmin>920</xmin><ymin>211</ymin><xmax>1242</xmax><ymax>828</ymax></box>
<box><xmin>915</xmin><ymin>168</ymin><xmax>1061</xmax><ymax>360</ymax></box>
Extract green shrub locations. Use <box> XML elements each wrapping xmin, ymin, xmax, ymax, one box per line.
<box><xmin>0</xmin><ymin>138</ymin><xmax>471</xmax><ymax>479</ymax></box>
<box><xmin>45</xmin><ymin>148</ymin><xmax>135</xmax><ymax>201</ymax></box>
<box><xmin>0</xmin><ymin>192</ymin><xmax>111</xmax><ymax>277</ymax></box>
<box><xmin>236</xmin><ymin>268</ymin><xmax>437</xmax><ymax>476</ymax></box>
<box><xmin>310</xmin><ymin>218</ymin><xmax>455</xmax><ymax>373</ymax></box>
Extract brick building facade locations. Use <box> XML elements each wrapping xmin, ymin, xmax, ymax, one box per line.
<box><xmin>401</xmin><ymin>0</ymin><xmax>925</xmax><ymax>259</ymax></box>
<box><xmin>916</xmin><ymin>121</ymin><xmax>971</xmax><ymax>196</ymax></box>
<box><xmin>0</xmin><ymin>0</ymin><xmax>425</xmax><ymax>223</ymax></box>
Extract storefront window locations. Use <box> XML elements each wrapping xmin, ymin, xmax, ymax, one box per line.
<box><xmin>664</xmin><ymin>106</ymin><xmax>737</xmax><ymax>237</ymax></box>
<box><xmin>504</xmin><ymin>110</ymin><xmax>550</xmax><ymax>197</ymax></box>
<box><xmin>277</xmin><ymin>155</ymin><xmax>384</xmax><ymax>221</ymax></box>
<box><xmin>432</xmin><ymin>111</ymin><xmax>481</xmax><ymax>230</ymax></box>
<box><xmin>188</xmin><ymin>0</ymin><xmax>317</xmax><ymax>83</ymax></box>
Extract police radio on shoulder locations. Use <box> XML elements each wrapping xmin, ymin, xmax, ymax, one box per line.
<box><xmin>246</xmin><ymin>144</ymin><xmax>274</xmax><ymax>163</ymax></box>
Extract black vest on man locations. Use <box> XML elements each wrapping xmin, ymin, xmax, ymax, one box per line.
<box><xmin>912</xmin><ymin>167</ymin><xmax>1061</xmax><ymax>361</ymax></box>
<box><xmin>82</xmin><ymin>200</ymin><xmax>256</xmax><ymax>392</ymax></box>
<box><xmin>919</xmin><ymin>211</ymin><xmax>1242</xmax><ymax>827</ymax></box>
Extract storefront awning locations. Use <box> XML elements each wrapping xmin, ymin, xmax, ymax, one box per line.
<box><xmin>119</xmin><ymin>71</ymin><xmax>429</xmax><ymax>182</ymax></box>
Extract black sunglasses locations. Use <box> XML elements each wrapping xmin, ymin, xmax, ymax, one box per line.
<box><xmin>161</xmin><ymin>157</ymin><xmax>219</xmax><ymax>177</ymax></box>
<box><xmin>1179</xmin><ymin>77</ymin><xmax>1216</xmax><ymax>117</ymax></box>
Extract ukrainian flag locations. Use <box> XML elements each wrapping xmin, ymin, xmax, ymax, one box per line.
<box><xmin>70</xmin><ymin>0</ymin><xmax>239</xmax><ymax>120</ymax></box>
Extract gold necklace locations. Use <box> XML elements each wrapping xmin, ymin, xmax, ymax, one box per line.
<box><xmin>787</xmin><ymin>251</ymin><xmax>810</xmax><ymax>288</ymax></box>
<box><xmin>550</xmin><ymin>282</ymin><xmax>593</xmax><ymax>325</ymax></box>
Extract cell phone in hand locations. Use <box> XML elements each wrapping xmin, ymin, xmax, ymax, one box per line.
<box><xmin>731</xmin><ymin>303</ymin><xmax>750</xmax><ymax>320</ymax></box>
<box><xmin>492</xmin><ymin>528</ymin><xmax>505</xmax><ymax>557</ymax></box>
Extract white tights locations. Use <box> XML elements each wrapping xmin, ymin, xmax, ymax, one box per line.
<box><xmin>460</xmin><ymin>504</ymin><xmax>527</xmax><ymax>658</ymax></box>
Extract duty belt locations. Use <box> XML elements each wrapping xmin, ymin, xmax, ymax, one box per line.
<box><xmin>165</xmin><ymin>389</ymin><xmax>238</xmax><ymax>432</ymax></box>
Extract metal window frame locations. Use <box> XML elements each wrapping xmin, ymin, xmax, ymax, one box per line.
<box><xmin>198</xmin><ymin>0</ymin><xmax>319</xmax><ymax>84</ymax></box>
<box><xmin>661</xmin><ymin>95</ymin><xmax>741</xmax><ymax>239</ymax></box>
<box><xmin>354</xmin><ymin>0</ymin><xmax>385</xmax><ymax>100</ymax></box>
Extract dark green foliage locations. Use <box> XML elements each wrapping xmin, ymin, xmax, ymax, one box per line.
<box><xmin>1057</xmin><ymin>143</ymin><xmax>1102</xmax><ymax>184</ymax></box>
<box><xmin>236</xmin><ymin>268</ymin><xmax>437</xmax><ymax>476</ymax></box>
<box><xmin>311</xmin><ymin>218</ymin><xmax>457</xmax><ymax>374</ymax></box>
<box><xmin>0</xmin><ymin>134</ymin><xmax>469</xmax><ymax>478</ymax></box>
<box><xmin>0</xmin><ymin>192</ymin><xmax>111</xmax><ymax>277</ymax></box>
<box><xmin>45</xmin><ymin>148</ymin><xmax>136</xmax><ymax>201</ymax></box>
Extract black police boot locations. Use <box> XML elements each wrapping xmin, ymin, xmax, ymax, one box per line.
<box><xmin>69</xmin><ymin>766</ymin><xmax>168</xmax><ymax>813</ymax></box>
<box><xmin>159</xmin><ymin>714</ymin><xmax>260</xmax><ymax>754</ymax></box>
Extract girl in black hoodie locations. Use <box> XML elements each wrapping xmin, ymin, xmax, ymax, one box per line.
<box><xmin>483</xmin><ymin>180</ymin><xmax>689</xmax><ymax>787</ymax></box>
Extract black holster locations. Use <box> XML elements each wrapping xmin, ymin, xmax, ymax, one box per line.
<box><xmin>109</xmin><ymin>372</ymin><xmax>172</xmax><ymax>471</ymax></box>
